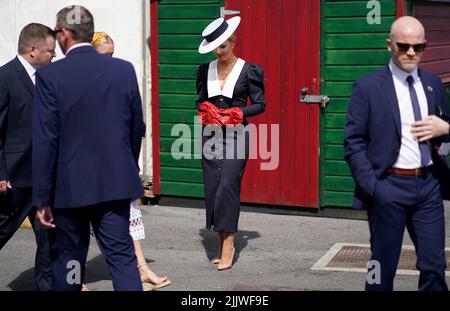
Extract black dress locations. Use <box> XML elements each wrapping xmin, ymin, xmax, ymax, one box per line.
<box><xmin>195</xmin><ymin>58</ymin><xmax>265</xmax><ymax>232</ymax></box>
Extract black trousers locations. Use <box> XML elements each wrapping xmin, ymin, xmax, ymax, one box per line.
<box><xmin>49</xmin><ymin>200</ymin><xmax>142</xmax><ymax>291</ymax></box>
<box><xmin>0</xmin><ymin>187</ymin><xmax>52</xmax><ymax>290</ymax></box>
<box><xmin>366</xmin><ymin>173</ymin><xmax>448</xmax><ymax>291</ymax></box>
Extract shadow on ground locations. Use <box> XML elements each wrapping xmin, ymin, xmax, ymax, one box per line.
<box><xmin>7</xmin><ymin>267</ymin><xmax>36</xmax><ymax>291</ymax></box>
<box><xmin>199</xmin><ymin>228</ymin><xmax>261</xmax><ymax>264</ymax></box>
<box><xmin>7</xmin><ymin>252</ymin><xmax>148</xmax><ymax>290</ymax></box>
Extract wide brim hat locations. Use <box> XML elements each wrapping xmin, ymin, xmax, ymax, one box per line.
<box><xmin>198</xmin><ymin>16</ymin><xmax>241</xmax><ymax>54</ymax></box>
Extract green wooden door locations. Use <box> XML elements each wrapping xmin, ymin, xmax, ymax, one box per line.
<box><xmin>319</xmin><ymin>0</ymin><xmax>396</xmax><ymax>207</ymax></box>
<box><xmin>157</xmin><ymin>0</ymin><xmax>223</xmax><ymax>197</ymax></box>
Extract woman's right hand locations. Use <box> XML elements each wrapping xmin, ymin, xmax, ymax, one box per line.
<box><xmin>198</xmin><ymin>102</ymin><xmax>223</xmax><ymax>126</ymax></box>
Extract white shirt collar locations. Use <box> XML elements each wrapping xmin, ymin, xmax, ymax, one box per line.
<box><xmin>66</xmin><ymin>42</ymin><xmax>92</xmax><ymax>55</ymax></box>
<box><xmin>389</xmin><ymin>59</ymin><xmax>419</xmax><ymax>84</ymax></box>
<box><xmin>207</xmin><ymin>58</ymin><xmax>245</xmax><ymax>99</ymax></box>
<box><xmin>17</xmin><ymin>54</ymin><xmax>36</xmax><ymax>85</ymax></box>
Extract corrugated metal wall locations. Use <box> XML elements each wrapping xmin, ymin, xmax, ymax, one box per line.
<box><xmin>157</xmin><ymin>0</ymin><xmax>222</xmax><ymax>197</ymax></box>
<box><xmin>319</xmin><ymin>0</ymin><xmax>396</xmax><ymax>207</ymax></box>
<box><xmin>415</xmin><ymin>1</ymin><xmax>450</xmax><ymax>84</ymax></box>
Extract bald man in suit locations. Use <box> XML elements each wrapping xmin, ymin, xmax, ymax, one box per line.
<box><xmin>344</xmin><ymin>16</ymin><xmax>449</xmax><ymax>291</ymax></box>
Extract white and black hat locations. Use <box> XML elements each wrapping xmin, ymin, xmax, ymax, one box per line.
<box><xmin>198</xmin><ymin>16</ymin><xmax>241</xmax><ymax>54</ymax></box>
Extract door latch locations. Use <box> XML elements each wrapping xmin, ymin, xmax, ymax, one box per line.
<box><xmin>220</xmin><ymin>7</ymin><xmax>240</xmax><ymax>17</ymax></box>
<box><xmin>299</xmin><ymin>87</ymin><xmax>329</xmax><ymax>108</ymax></box>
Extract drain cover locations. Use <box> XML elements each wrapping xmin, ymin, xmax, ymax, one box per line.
<box><xmin>312</xmin><ymin>243</ymin><xmax>450</xmax><ymax>276</ymax></box>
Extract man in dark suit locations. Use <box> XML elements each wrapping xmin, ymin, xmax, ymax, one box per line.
<box><xmin>344</xmin><ymin>16</ymin><xmax>449</xmax><ymax>291</ymax></box>
<box><xmin>33</xmin><ymin>5</ymin><xmax>144</xmax><ymax>291</ymax></box>
<box><xmin>0</xmin><ymin>23</ymin><xmax>56</xmax><ymax>290</ymax></box>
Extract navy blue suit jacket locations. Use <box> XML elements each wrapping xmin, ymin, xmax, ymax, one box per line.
<box><xmin>0</xmin><ymin>57</ymin><xmax>35</xmax><ymax>188</ymax></box>
<box><xmin>344</xmin><ymin>65</ymin><xmax>449</xmax><ymax>210</ymax></box>
<box><xmin>32</xmin><ymin>46</ymin><xmax>143</xmax><ymax>209</ymax></box>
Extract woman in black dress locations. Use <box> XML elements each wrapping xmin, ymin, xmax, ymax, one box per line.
<box><xmin>196</xmin><ymin>17</ymin><xmax>266</xmax><ymax>270</ymax></box>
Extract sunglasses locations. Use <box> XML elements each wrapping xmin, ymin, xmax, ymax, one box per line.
<box><xmin>394</xmin><ymin>41</ymin><xmax>427</xmax><ymax>53</ymax></box>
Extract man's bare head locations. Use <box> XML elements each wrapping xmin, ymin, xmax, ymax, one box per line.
<box><xmin>387</xmin><ymin>16</ymin><xmax>427</xmax><ymax>73</ymax></box>
<box><xmin>390</xmin><ymin>16</ymin><xmax>425</xmax><ymax>42</ymax></box>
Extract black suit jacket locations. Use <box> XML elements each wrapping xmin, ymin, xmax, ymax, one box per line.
<box><xmin>0</xmin><ymin>57</ymin><xmax>34</xmax><ymax>188</ymax></box>
<box><xmin>32</xmin><ymin>46</ymin><xmax>144</xmax><ymax>208</ymax></box>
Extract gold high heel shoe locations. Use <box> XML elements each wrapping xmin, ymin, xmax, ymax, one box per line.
<box><xmin>217</xmin><ymin>247</ymin><xmax>235</xmax><ymax>271</ymax></box>
<box><xmin>138</xmin><ymin>264</ymin><xmax>172</xmax><ymax>290</ymax></box>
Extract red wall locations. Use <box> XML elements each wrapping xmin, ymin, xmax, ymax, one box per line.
<box><xmin>415</xmin><ymin>1</ymin><xmax>450</xmax><ymax>84</ymax></box>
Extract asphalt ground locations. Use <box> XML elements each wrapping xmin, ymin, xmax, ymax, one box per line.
<box><xmin>1</xmin><ymin>201</ymin><xmax>450</xmax><ymax>292</ymax></box>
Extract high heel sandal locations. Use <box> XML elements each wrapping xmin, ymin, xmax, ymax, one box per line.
<box><xmin>138</xmin><ymin>264</ymin><xmax>172</xmax><ymax>290</ymax></box>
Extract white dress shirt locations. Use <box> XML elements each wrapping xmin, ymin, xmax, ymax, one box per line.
<box><xmin>17</xmin><ymin>54</ymin><xmax>36</xmax><ymax>85</ymax></box>
<box><xmin>389</xmin><ymin>59</ymin><xmax>431</xmax><ymax>168</ymax></box>
<box><xmin>66</xmin><ymin>42</ymin><xmax>92</xmax><ymax>55</ymax></box>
